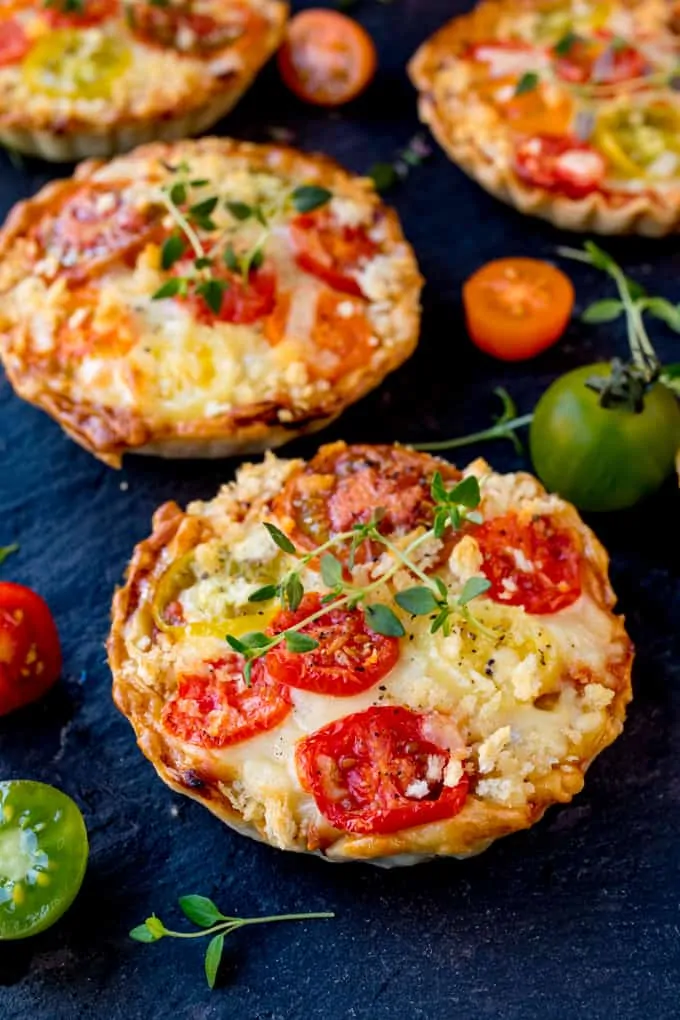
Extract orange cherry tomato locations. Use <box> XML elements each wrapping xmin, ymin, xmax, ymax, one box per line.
<box><xmin>277</xmin><ymin>9</ymin><xmax>377</xmax><ymax>107</ymax></box>
<box><xmin>462</xmin><ymin>257</ymin><xmax>575</xmax><ymax>362</ymax></box>
<box><xmin>0</xmin><ymin>20</ymin><xmax>29</xmax><ymax>66</ymax></box>
<box><xmin>0</xmin><ymin>583</ymin><xmax>62</xmax><ymax>716</ymax></box>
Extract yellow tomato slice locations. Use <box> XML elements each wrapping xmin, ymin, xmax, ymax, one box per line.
<box><xmin>594</xmin><ymin>103</ymin><xmax>680</xmax><ymax>179</ymax></box>
<box><xmin>22</xmin><ymin>29</ymin><xmax>130</xmax><ymax>99</ymax></box>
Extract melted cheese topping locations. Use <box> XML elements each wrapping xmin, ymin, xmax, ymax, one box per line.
<box><xmin>0</xmin><ymin>144</ymin><xmax>418</xmax><ymax>428</ymax></box>
<box><xmin>119</xmin><ymin>454</ymin><xmax>631</xmax><ymax>850</ymax></box>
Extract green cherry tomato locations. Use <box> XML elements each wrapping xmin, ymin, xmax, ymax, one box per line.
<box><xmin>0</xmin><ymin>781</ymin><xmax>89</xmax><ymax>941</ymax></box>
<box><xmin>529</xmin><ymin>363</ymin><xmax>680</xmax><ymax>512</ymax></box>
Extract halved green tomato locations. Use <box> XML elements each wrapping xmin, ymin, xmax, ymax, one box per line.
<box><xmin>593</xmin><ymin>103</ymin><xmax>680</xmax><ymax>179</ymax></box>
<box><xmin>0</xmin><ymin>781</ymin><xmax>88</xmax><ymax>941</ymax></box>
<box><xmin>22</xmin><ymin>29</ymin><xmax>130</xmax><ymax>99</ymax></box>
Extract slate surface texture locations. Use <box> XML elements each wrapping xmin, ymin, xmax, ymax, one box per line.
<box><xmin>1</xmin><ymin>2</ymin><xmax>680</xmax><ymax>1018</ymax></box>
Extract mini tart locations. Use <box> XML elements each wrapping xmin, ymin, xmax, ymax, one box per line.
<box><xmin>0</xmin><ymin>0</ymin><xmax>287</xmax><ymax>160</ymax></box>
<box><xmin>109</xmin><ymin>443</ymin><xmax>633</xmax><ymax>866</ymax></box>
<box><xmin>409</xmin><ymin>0</ymin><xmax>680</xmax><ymax>235</ymax></box>
<box><xmin>0</xmin><ymin>138</ymin><xmax>422</xmax><ymax>466</ymax></box>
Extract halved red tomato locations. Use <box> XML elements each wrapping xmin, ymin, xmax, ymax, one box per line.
<box><xmin>514</xmin><ymin>135</ymin><xmax>607</xmax><ymax>199</ymax></box>
<box><xmin>273</xmin><ymin>443</ymin><xmax>460</xmax><ymax>553</ymax></box>
<box><xmin>127</xmin><ymin>1</ymin><xmax>264</xmax><ymax>54</ymax></box>
<box><xmin>296</xmin><ymin>706</ymin><xmax>469</xmax><ymax>835</ymax></box>
<box><xmin>289</xmin><ymin>211</ymin><xmax>376</xmax><ymax>297</ymax></box>
<box><xmin>36</xmin><ymin>184</ymin><xmax>162</xmax><ymax>283</ymax></box>
<box><xmin>162</xmin><ymin>656</ymin><xmax>292</xmax><ymax>748</ymax></box>
<box><xmin>265</xmin><ymin>593</ymin><xmax>400</xmax><ymax>696</ymax></box>
<box><xmin>44</xmin><ymin>0</ymin><xmax>118</xmax><ymax>27</ymax></box>
<box><xmin>0</xmin><ymin>19</ymin><xmax>29</xmax><ymax>66</ymax></box>
<box><xmin>0</xmin><ymin>583</ymin><xmax>62</xmax><ymax>717</ymax></box>
<box><xmin>473</xmin><ymin>512</ymin><xmax>582</xmax><ymax>615</ymax></box>
<box><xmin>553</xmin><ymin>34</ymin><xmax>647</xmax><ymax>85</ymax></box>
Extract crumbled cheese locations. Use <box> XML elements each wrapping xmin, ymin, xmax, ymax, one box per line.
<box><xmin>405</xmin><ymin>779</ymin><xmax>430</xmax><ymax>800</ymax></box>
<box><xmin>477</xmin><ymin>725</ymin><xmax>512</xmax><ymax>774</ymax></box>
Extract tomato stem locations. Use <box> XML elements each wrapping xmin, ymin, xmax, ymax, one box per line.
<box><xmin>411</xmin><ymin>415</ymin><xmax>533</xmax><ymax>452</ymax></box>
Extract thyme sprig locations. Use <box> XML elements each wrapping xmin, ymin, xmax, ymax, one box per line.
<box><xmin>413</xmin><ymin>388</ymin><xmax>533</xmax><ymax>455</ymax></box>
<box><xmin>131</xmin><ymin>894</ymin><xmax>334</xmax><ymax>990</ymax></box>
<box><xmin>230</xmin><ymin>473</ymin><xmax>492</xmax><ymax>681</ymax></box>
<box><xmin>0</xmin><ymin>544</ymin><xmax>19</xmax><ymax>568</ymax></box>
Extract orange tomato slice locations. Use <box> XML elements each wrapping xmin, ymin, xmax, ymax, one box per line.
<box><xmin>277</xmin><ymin>9</ymin><xmax>377</xmax><ymax>107</ymax></box>
<box><xmin>463</xmin><ymin>257</ymin><xmax>575</xmax><ymax>362</ymax></box>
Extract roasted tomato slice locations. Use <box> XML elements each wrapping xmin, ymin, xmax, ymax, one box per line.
<box><xmin>0</xmin><ymin>583</ymin><xmax>62</xmax><ymax>717</ymax></box>
<box><xmin>474</xmin><ymin>512</ymin><xmax>582</xmax><ymax>615</ymax></box>
<box><xmin>553</xmin><ymin>34</ymin><xmax>647</xmax><ymax>85</ymax></box>
<box><xmin>186</xmin><ymin>268</ymin><xmax>277</xmax><ymax>325</ymax></box>
<box><xmin>264</xmin><ymin>593</ymin><xmax>400</xmax><ymax>696</ymax></box>
<box><xmin>127</xmin><ymin>0</ymin><xmax>264</xmax><ymax>54</ymax></box>
<box><xmin>35</xmin><ymin>184</ymin><xmax>161</xmax><ymax>282</ymax></box>
<box><xmin>514</xmin><ymin>135</ymin><xmax>607</xmax><ymax>199</ymax></box>
<box><xmin>264</xmin><ymin>289</ymin><xmax>374</xmax><ymax>382</ymax></box>
<box><xmin>44</xmin><ymin>0</ymin><xmax>118</xmax><ymax>27</ymax></box>
<box><xmin>290</xmin><ymin>211</ymin><xmax>377</xmax><ymax>297</ymax></box>
<box><xmin>463</xmin><ymin>257</ymin><xmax>575</xmax><ymax>362</ymax></box>
<box><xmin>162</xmin><ymin>656</ymin><xmax>292</xmax><ymax>748</ymax></box>
<box><xmin>0</xmin><ymin>19</ymin><xmax>30</xmax><ymax>66</ymax></box>
<box><xmin>274</xmin><ymin>443</ymin><xmax>461</xmax><ymax>555</ymax></box>
<box><xmin>296</xmin><ymin>706</ymin><xmax>469</xmax><ymax>835</ymax></box>
<box><xmin>53</xmin><ymin>286</ymin><xmax>139</xmax><ymax>365</ymax></box>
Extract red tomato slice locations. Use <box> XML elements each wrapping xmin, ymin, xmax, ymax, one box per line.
<box><xmin>187</xmin><ymin>268</ymin><xmax>277</xmax><ymax>325</ymax></box>
<box><xmin>290</xmin><ymin>211</ymin><xmax>377</xmax><ymax>297</ymax></box>
<box><xmin>0</xmin><ymin>583</ymin><xmax>62</xmax><ymax>717</ymax></box>
<box><xmin>473</xmin><ymin>512</ymin><xmax>582</xmax><ymax>615</ymax></box>
<box><xmin>274</xmin><ymin>443</ymin><xmax>460</xmax><ymax>554</ymax></box>
<box><xmin>162</xmin><ymin>656</ymin><xmax>292</xmax><ymax>748</ymax></box>
<box><xmin>554</xmin><ymin>35</ymin><xmax>647</xmax><ymax>85</ymax></box>
<box><xmin>296</xmin><ymin>706</ymin><xmax>469</xmax><ymax>835</ymax></box>
<box><xmin>514</xmin><ymin>135</ymin><xmax>607</xmax><ymax>199</ymax></box>
<box><xmin>264</xmin><ymin>593</ymin><xmax>400</xmax><ymax>696</ymax></box>
<box><xmin>36</xmin><ymin>184</ymin><xmax>161</xmax><ymax>283</ymax></box>
<box><xmin>128</xmin><ymin>1</ymin><xmax>263</xmax><ymax>53</ymax></box>
<box><xmin>44</xmin><ymin>0</ymin><xmax>118</xmax><ymax>27</ymax></box>
<box><xmin>0</xmin><ymin>20</ymin><xmax>29</xmax><ymax>66</ymax></box>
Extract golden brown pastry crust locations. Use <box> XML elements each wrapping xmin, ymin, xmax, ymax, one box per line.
<box><xmin>0</xmin><ymin>139</ymin><xmax>422</xmax><ymax>467</ymax></box>
<box><xmin>0</xmin><ymin>1</ymin><xmax>288</xmax><ymax>160</ymax></box>
<box><xmin>108</xmin><ymin>447</ymin><xmax>634</xmax><ymax>865</ymax></box>
<box><xmin>409</xmin><ymin>0</ymin><xmax>680</xmax><ymax>236</ymax></box>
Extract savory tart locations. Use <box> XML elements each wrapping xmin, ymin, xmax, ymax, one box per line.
<box><xmin>0</xmin><ymin>0</ymin><xmax>287</xmax><ymax>160</ymax></box>
<box><xmin>109</xmin><ymin>442</ymin><xmax>633</xmax><ymax>865</ymax></box>
<box><xmin>0</xmin><ymin>138</ymin><xmax>421</xmax><ymax>466</ymax></box>
<box><xmin>409</xmin><ymin>0</ymin><xmax>680</xmax><ymax>235</ymax></box>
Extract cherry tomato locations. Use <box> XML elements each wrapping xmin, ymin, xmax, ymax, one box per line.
<box><xmin>22</xmin><ymin>29</ymin><xmax>131</xmax><ymax>100</ymax></box>
<box><xmin>0</xmin><ymin>20</ymin><xmax>30</xmax><ymax>67</ymax></box>
<box><xmin>274</xmin><ymin>443</ymin><xmax>460</xmax><ymax>554</ymax></box>
<box><xmin>0</xmin><ymin>583</ymin><xmax>61</xmax><ymax>717</ymax></box>
<box><xmin>290</xmin><ymin>212</ymin><xmax>376</xmax><ymax>297</ymax></box>
<box><xmin>127</xmin><ymin>0</ymin><xmax>262</xmax><ymax>53</ymax></box>
<box><xmin>296</xmin><ymin>706</ymin><xmax>469</xmax><ymax>835</ymax></box>
<box><xmin>162</xmin><ymin>656</ymin><xmax>292</xmax><ymax>748</ymax></box>
<box><xmin>36</xmin><ymin>185</ymin><xmax>161</xmax><ymax>282</ymax></box>
<box><xmin>265</xmin><ymin>289</ymin><xmax>374</xmax><ymax>382</ymax></box>
<box><xmin>187</xmin><ymin>268</ymin><xmax>276</xmax><ymax>325</ymax></box>
<box><xmin>0</xmin><ymin>781</ymin><xmax>88</xmax><ymax>941</ymax></box>
<box><xmin>514</xmin><ymin>135</ymin><xmax>607</xmax><ymax>199</ymax></box>
<box><xmin>553</xmin><ymin>35</ymin><xmax>647</xmax><ymax>84</ymax></box>
<box><xmin>44</xmin><ymin>0</ymin><xmax>118</xmax><ymax>27</ymax></box>
<box><xmin>529</xmin><ymin>363</ymin><xmax>680</xmax><ymax>511</ymax></box>
<box><xmin>463</xmin><ymin>258</ymin><xmax>575</xmax><ymax>362</ymax></box>
<box><xmin>264</xmin><ymin>593</ymin><xmax>400</xmax><ymax>696</ymax></box>
<box><xmin>593</xmin><ymin>103</ymin><xmax>680</xmax><ymax>180</ymax></box>
<box><xmin>474</xmin><ymin>513</ymin><xmax>582</xmax><ymax>615</ymax></box>
<box><xmin>278</xmin><ymin>9</ymin><xmax>377</xmax><ymax>107</ymax></box>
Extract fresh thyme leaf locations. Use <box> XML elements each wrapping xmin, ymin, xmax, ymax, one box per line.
<box><xmin>190</xmin><ymin>179</ymin><xmax>210</xmax><ymax>187</ymax></box>
<box><xmin>320</xmin><ymin>553</ymin><xmax>343</xmax><ymax>588</ymax></box>
<box><xmin>515</xmin><ymin>71</ymin><xmax>539</xmax><ymax>95</ymax></box>
<box><xmin>169</xmin><ymin>182</ymin><xmax>187</xmax><ymax>206</ymax></box>
<box><xmin>284</xmin><ymin>573</ymin><xmax>304</xmax><ymax>611</ymax></box>
<box><xmin>430</xmin><ymin>471</ymin><xmax>448</xmax><ymax>504</ymax></box>
<box><xmin>189</xmin><ymin>196</ymin><xmax>219</xmax><ymax>218</ymax></box>
<box><xmin>291</xmin><ymin>185</ymin><xmax>332</xmax><ymax>213</ymax></box>
<box><xmin>0</xmin><ymin>543</ymin><xmax>19</xmax><ymax>567</ymax></box>
<box><xmin>254</xmin><ymin>205</ymin><xmax>268</xmax><ymax>227</ymax></box>
<box><xmin>264</xmin><ymin>523</ymin><xmax>296</xmax><ymax>554</ymax></box>
<box><xmin>433</xmin><ymin>508</ymin><xmax>448</xmax><ymax>540</ymax></box>
<box><xmin>642</xmin><ymin>297</ymin><xmax>680</xmax><ymax>333</ymax></box>
<box><xmin>458</xmin><ymin>576</ymin><xmax>491</xmax><ymax>607</ymax></box>
<box><xmin>223</xmin><ymin>244</ymin><xmax>240</xmax><ymax>272</ymax></box>
<box><xmin>226</xmin><ymin>634</ymin><xmax>247</xmax><ymax>654</ymax></box>
<box><xmin>448</xmin><ymin>475</ymin><xmax>481</xmax><ymax>509</ymax></box>
<box><xmin>394</xmin><ymin>586</ymin><xmax>439</xmax><ymax>616</ymax></box>
<box><xmin>243</xmin><ymin>660</ymin><xmax>254</xmax><ymax>686</ymax></box>
<box><xmin>364</xmin><ymin>603</ymin><xmax>406</xmax><ymax>638</ymax></box>
<box><xmin>179</xmin><ymin>896</ymin><xmax>224</xmax><ymax>928</ymax></box>
<box><xmin>152</xmin><ymin>278</ymin><xmax>182</xmax><ymax>300</ymax></box>
<box><xmin>369</xmin><ymin>162</ymin><xmax>398</xmax><ymax>193</ymax></box>
<box><xmin>129</xmin><ymin>923</ymin><xmax>159</xmax><ymax>944</ymax></box>
<box><xmin>249</xmin><ymin>246</ymin><xmax>265</xmax><ymax>272</ymax></box>
<box><xmin>554</xmin><ymin>30</ymin><xmax>580</xmax><ymax>56</ymax></box>
<box><xmin>195</xmin><ymin>278</ymin><xmax>227</xmax><ymax>315</ymax></box>
<box><xmin>161</xmin><ymin>233</ymin><xmax>185</xmax><ymax>270</ymax></box>
<box><xmin>285</xmin><ymin>632</ymin><xmax>319</xmax><ymax>653</ymax></box>
<box><xmin>194</xmin><ymin>256</ymin><xmax>212</xmax><ymax>269</ymax></box>
<box><xmin>583</xmin><ymin>240</ymin><xmax>614</xmax><ymax>272</ymax></box>
<box><xmin>238</xmin><ymin>632</ymin><xmax>271</xmax><ymax>650</ymax></box>
<box><xmin>205</xmin><ymin>934</ymin><xmax>224</xmax><ymax>991</ymax></box>
<box><xmin>430</xmin><ymin>607</ymin><xmax>452</xmax><ymax>636</ymax></box>
<box><xmin>581</xmin><ymin>298</ymin><xmax>624</xmax><ymax>324</ymax></box>
<box><xmin>434</xmin><ymin>576</ymin><xmax>448</xmax><ymax>599</ymax></box>
<box><xmin>249</xmin><ymin>584</ymin><xmax>279</xmax><ymax>603</ymax></box>
<box><xmin>226</xmin><ymin>201</ymin><xmax>253</xmax><ymax>220</ymax></box>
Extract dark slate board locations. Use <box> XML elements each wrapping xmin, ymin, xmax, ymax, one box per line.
<box><xmin>2</xmin><ymin>2</ymin><xmax>680</xmax><ymax>1017</ymax></box>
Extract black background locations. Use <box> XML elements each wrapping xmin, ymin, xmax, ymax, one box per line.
<box><xmin>2</xmin><ymin>2</ymin><xmax>680</xmax><ymax>1017</ymax></box>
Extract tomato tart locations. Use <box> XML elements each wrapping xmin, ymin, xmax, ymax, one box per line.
<box><xmin>109</xmin><ymin>442</ymin><xmax>633</xmax><ymax>865</ymax></box>
<box><xmin>0</xmin><ymin>138</ymin><xmax>421</xmax><ymax>466</ymax></box>
<box><xmin>410</xmin><ymin>0</ymin><xmax>680</xmax><ymax>235</ymax></box>
<box><xmin>0</xmin><ymin>0</ymin><xmax>287</xmax><ymax>161</ymax></box>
